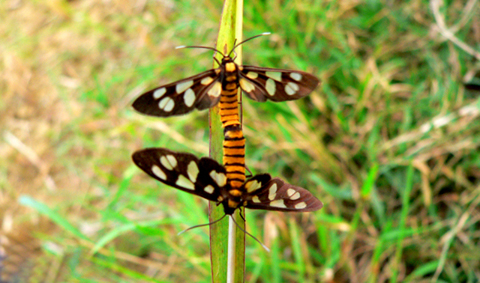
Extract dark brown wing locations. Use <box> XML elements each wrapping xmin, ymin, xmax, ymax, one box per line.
<box><xmin>243</xmin><ymin>177</ymin><xmax>323</xmax><ymax>212</ymax></box>
<box><xmin>132</xmin><ymin>69</ymin><xmax>222</xmax><ymax>116</ymax></box>
<box><xmin>132</xmin><ymin>148</ymin><xmax>228</xmax><ymax>201</ymax></box>
<box><xmin>239</xmin><ymin>66</ymin><xmax>320</xmax><ymax>102</ymax></box>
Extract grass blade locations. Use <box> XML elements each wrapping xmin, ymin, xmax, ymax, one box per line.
<box><xmin>19</xmin><ymin>195</ymin><xmax>89</xmax><ymax>241</ymax></box>
<box><xmin>209</xmin><ymin>0</ymin><xmax>245</xmax><ymax>282</ymax></box>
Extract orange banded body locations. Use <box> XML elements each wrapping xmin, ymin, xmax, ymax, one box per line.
<box><xmin>223</xmin><ymin>125</ymin><xmax>246</xmax><ymax>192</ymax></box>
<box><xmin>217</xmin><ymin>60</ymin><xmax>246</xmax><ymax>195</ymax></box>
<box><xmin>218</xmin><ymin>61</ymin><xmax>241</xmax><ymax>128</ymax></box>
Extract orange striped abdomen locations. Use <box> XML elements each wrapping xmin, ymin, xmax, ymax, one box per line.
<box><xmin>223</xmin><ymin>126</ymin><xmax>245</xmax><ymax>189</ymax></box>
<box><xmin>219</xmin><ymin>63</ymin><xmax>240</xmax><ymax>128</ymax></box>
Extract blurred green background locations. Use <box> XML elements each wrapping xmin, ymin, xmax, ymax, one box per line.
<box><xmin>1</xmin><ymin>0</ymin><xmax>480</xmax><ymax>282</ymax></box>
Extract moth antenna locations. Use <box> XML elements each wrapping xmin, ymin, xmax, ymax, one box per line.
<box><xmin>177</xmin><ymin>214</ymin><xmax>228</xmax><ymax>235</ymax></box>
<box><xmin>230</xmin><ymin>215</ymin><xmax>270</xmax><ymax>252</ymax></box>
<box><xmin>229</xmin><ymin>32</ymin><xmax>271</xmax><ymax>57</ymax></box>
<box><xmin>176</xmin><ymin>45</ymin><xmax>225</xmax><ymax>57</ymax></box>
<box><xmin>176</xmin><ymin>45</ymin><xmax>223</xmax><ymax>66</ymax></box>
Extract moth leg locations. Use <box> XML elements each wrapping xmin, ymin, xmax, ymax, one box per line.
<box><xmin>239</xmin><ymin>208</ymin><xmax>246</xmax><ymax>222</ymax></box>
<box><xmin>245</xmin><ymin>164</ymin><xmax>253</xmax><ymax>178</ymax></box>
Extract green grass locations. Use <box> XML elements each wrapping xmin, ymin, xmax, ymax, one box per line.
<box><xmin>1</xmin><ymin>0</ymin><xmax>480</xmax><ymax>282</ymax></box>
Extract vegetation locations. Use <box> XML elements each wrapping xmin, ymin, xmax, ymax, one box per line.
<box><xmin>1</xmin><ymin>0</ymin><xmax>479</xmax><ymax>282</ymax></box>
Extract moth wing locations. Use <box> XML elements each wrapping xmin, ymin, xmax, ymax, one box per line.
<box><xmin>132</xmin><ymin>69</ymin><xmax>222</xmax><ymax>116</ymax></box>
<box><xmin>239</xmin><ymin>66</ymin><xmax>320</xmax><ymax>102</ymax></box>
<box><xmin>132</xmin><ymin>148</ymin><xmax>227</xmax><ymax>201</ymax></box>
<box><xmin>244</xmin><ymin>177</ymin><xmax>323</xmax><ymax>212</ymax></box>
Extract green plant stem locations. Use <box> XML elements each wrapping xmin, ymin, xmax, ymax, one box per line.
<box><xmin>209</xmin><ymin>0</ymin><xmax>245</xmax><ymax>282</ymax></box>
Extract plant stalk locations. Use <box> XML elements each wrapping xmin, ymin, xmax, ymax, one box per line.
<box><xmin>209</xmin><ymin>0</ymin><xmax>245</xmax><ymax>282</ymax></box>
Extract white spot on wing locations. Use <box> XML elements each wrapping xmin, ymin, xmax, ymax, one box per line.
<box><xmin>295</xmin><ymin>202</ymin><xmax>307</xmax><ymax>209</ymax></box>
<box><xmin>176</xmin><ymin>80</ymin><xmax>194</xmax><ymax>94</ymax></box>
<box><xmin>266</xmin><ymin>79</ymin><xmax>276</xmax><ymax>96</ymax></box>
<box><xmin>176</xmin><ymin>175</ymin><xmax>195</xmax><ymax>190</ymax></box>
<box><xmin>160</xmin><ymin>155</ymin><xmax>177</xmax><ymax>170</ymax></box>
<box><xmin>153</xmin><ymin>87</ymin><xmax>166</xmax><ymax>99</ymax></box>
<box><xmin>167</xmin><ymin>155</ymin><xmax>177</xmax><ymax>168</ymax></box>
<box><xmin>287</xmin><ymin>188</ymin><xmax>300</xmax><ymax>200</ymax></box>
<box><xmin>287</xmin><ymin>188</ymin><xmax>295</xmax><ymax>197</ymax></box>
<box><xmin>246</xmin><ymin>72</ymin><xmax>258</xmax><ymax>79</ymax></box>
<box><xmin>290</xmin><ymin>192</ymin><xmax>300</xmax><ymax>200</ymax></box>
<box><xmin>290</xmin><ymin>72</ymin><xmax>302</xmax><ymax>81</ymax></box>
<box><xmin>187</xmin><ymin>161</ymin><xmax>199</xmax><ymax>182</ymax></box>
<box><xmin>268</xmin><ymin>183</ymin><xmax>278</xmax><ymax>200</ymax></box>
<box><xmin>285</xmin><ymin>82</ymin><xmax>299</xmax><ymax>95</ymax></box>
<box><xmin>270</xmin><ymin>199</ymin><xmax>287</xmax><ymax>208</ymax></box>
<box><xmin>151</xmin><ymin>165</ymin><xmax>166</xmax><ymax>180</ymax></box>
<box><xmin>265</xmin><ymin>71</ymin><xmax>282</xmax><ymax>81</ymax></box>
<box><xmin>239</xmin><ymin>78</ymin><xmax>255</xmax><ymax>92</ymax></box>
<box><xmin>252</xmin><ymin>196</ymin><xmax>261</xmax><ymax>203</ymax></box>
<box><xmin>245</xmin><ymin>180</ymin><xmax>261</xmax><ymax>193</ymax></box>
<box><xmin>165</xmin><ymin>99</ymin><xmax>175</xmax><ymax>111</ymax></box>
<box><xmin>201</xmin><ymin>77</ymin><xmax>214</xmax><ymax>85</ymax></box>
<box><xmin>204</xmin><ymin>185</ymin><xmax>214</xmax><ymax>194</ymax></box>
<box><xmin>159</xmin><ymin>97</ymin><xmax>175</xmax><ymax>112</ymax></box>
<box><xmin>184</xmin><ymin>88</ymin><xmax>195</xmax><ymax>107</ymax></box>
<box><xmin>208</xmin><ymin>81</ymin><xmax>222</xmax><ymax>97</ymax></box>
<box><xmin>210</xmin><ymin>171</ymin><xmax>227</xmax><ymax>187</ymax></box>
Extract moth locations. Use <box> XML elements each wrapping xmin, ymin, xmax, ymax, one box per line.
<box><xmin>132</xmin><ymin>148</ymin><xmax>323</xmax><ymax>215</ymax></box>
<box><xmin>132</xmin><ymin>33</ymin><xmax>320</xmax><ymax>123</ymax></box>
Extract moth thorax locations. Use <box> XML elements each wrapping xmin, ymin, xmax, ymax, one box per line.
<box><xmin>228</xmin><ymin>199</ymin><xmax>240</xmax><ymax>209</ymax></box>
<box><xmin>225</xmin><ymin>75</ymin><xmax>237</xmax><ymax>82</ymax></box>
<box><xmin>229</xmin><ymin>189</ymin><xmax>242</xmax><ymax>197</ymax></box>
<box><xmin>225</xmin><ymin>62</ymin><xmax>236</xmax><ymax>72</ymax></box>
<box><xmin>227</xmin><ymin>178</ymin><xmax>245</xmax><ymax>189</ymax></box>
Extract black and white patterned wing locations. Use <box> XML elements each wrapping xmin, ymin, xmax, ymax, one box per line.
<box><xmin>243</xmin><ymin>176</ymin><xmax>323</xmax><ymax>212</ymax></box>
<box><xmin>132</xmin><ymin>148</ymin><xmax>228</xmax><ymax>201</ymax></box>
<box><xmin>132</xmin><ymin>69</ymin><xmax>222</xmax><ymax>117</ymax></box>
<box><xmin>239</xmin><ymin>66</ymin><xmax>320</xmax><ymax>102</ymax></box>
